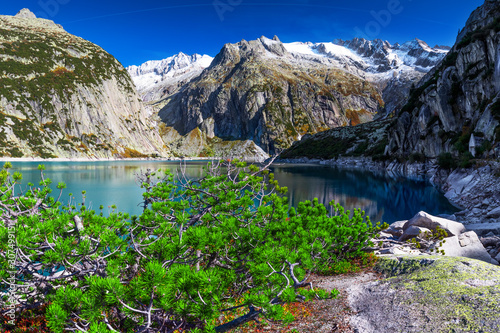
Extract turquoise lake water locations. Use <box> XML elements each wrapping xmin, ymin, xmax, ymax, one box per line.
<box><xmin>6</xmin><ymin>161</ymin><xmax>459</xmax><ymax>223</ymax></box>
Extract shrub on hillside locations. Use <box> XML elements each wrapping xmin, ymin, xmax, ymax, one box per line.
<box><xmin>437</xmin><ymin>152</ymin><xmax>458</xmax><ymax>170</ymax></box>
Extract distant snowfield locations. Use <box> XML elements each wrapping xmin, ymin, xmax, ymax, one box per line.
<box><xmin>284</xmin><ymin>41</ymin><xmax>364</xmax><ymax>61</ymax></box>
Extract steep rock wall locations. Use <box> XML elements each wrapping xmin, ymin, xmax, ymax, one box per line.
<box><xmin>388</xmin><ymin>1</ymin><xmax>500</xmax><ymax>158</ymax></box>
<box><xmin>0</xmin><ymin>10</ymin><xmax>168</xmax><ymax>158</ymax></box>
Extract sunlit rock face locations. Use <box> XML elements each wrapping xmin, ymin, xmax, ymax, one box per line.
<box><xmin>128</xmin><ymin>34</ymin><xmax>446</xmax><ymax>158</ymax></box>
<box><xmin>0</xmin><ymin>9</ymin><xmax>168</xmax><ymax>158</ymax></box>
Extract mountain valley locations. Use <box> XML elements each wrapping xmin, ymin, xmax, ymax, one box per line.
<box><xmin>282</xmin><ymin>0</ymin><xmax>500</xmax><ymax>165</ymax></box>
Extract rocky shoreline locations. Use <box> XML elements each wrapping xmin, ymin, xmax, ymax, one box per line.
<box><xmin>277</xmin><ymin>156</ymin><xmax>500</xmax><ymax>226</ymax></box>
<box><xmin>0</xmin><ymin>156</ymin><xmax>221</xmax><ymax>163</ymax></box>
<box><xmin>277</xmin><ymin>156</ymin><xmax>500</xmax><ymax>266</ymax></box>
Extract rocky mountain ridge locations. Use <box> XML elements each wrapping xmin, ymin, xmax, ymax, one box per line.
<box><xmin>0</xmin><ymin>9</ymin><xmax>169</xmax><ymax>159</ymax></box>
<box><xmin>129</xmin><ymin>35</ymin><xmax>447</xmax><ymax>157</ymax></box>
<box><xmin>156</xmin><ymin>35</ymin><xmax>383</xmax><ymax>156</ymax></box>
<box><xmin>281</xmin><ymin>0</ymin><xmax>500</xmax><ymax>164</ymax></box>
<box><xmin>333</xmin><ymin>38</ymin><xmax>449</xmax><ymax>70</ymax></box>
<box><xmin>285</xmin><ymin>37</ymin><xmax>448</xmax><ymax>116</ymax></box>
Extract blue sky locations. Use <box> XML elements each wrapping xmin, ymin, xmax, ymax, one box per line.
<box><xmin>1</xmin><ymin>0</ymin><xmax>485</xmax><ymax>67</ymax></box>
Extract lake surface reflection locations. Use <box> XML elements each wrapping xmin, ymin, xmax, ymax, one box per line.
<box><xmin>270</xmin><ymin>164</ymin><xmax>459</xmax><ymax>223</ymax></box>
<box><xmin>7</xmin><ymin>161</ymin><xmax>459</xmax><ymax>223</ymax></box>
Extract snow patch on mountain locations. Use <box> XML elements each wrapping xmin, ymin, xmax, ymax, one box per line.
<box><xmin>281</xmin><ymin>37</ymin><xmax>448</xmax><ymax>115</ymax></box>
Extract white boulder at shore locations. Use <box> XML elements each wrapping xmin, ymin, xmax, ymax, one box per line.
<box><xmin>402</xmin><ymin>211</ymin><xmax>466</xmax><ymax>237</ymax></box>
<box><xmin>378</xmin><ymin>211</ymin><xmax>499</xmax><ymax>265</ymax></box>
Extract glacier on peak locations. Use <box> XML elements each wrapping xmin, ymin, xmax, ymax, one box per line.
<box><xmin>283</xmin><ymin>37</ymin><xmax>448</xmax><ymax>74</ymax></box>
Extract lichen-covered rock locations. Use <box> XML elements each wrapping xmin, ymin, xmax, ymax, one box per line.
<box><xmin>349</xmin><ymin>255</ymin><xmax>500</xmax><ymax>333</ymax></box>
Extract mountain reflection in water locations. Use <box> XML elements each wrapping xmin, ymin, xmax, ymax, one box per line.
<box><xmin>8</xmin><ymin>161</ymin><xmax>458</xmax><ymax>223</ymax></box>
<box><xmin>270</xmin><ymin>164</ymin><xmax>459</xmax><ymax>224</ymax></box>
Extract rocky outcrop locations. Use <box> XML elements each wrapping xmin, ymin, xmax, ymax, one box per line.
<box><xmin>158</xmin><ymin>125</ymin><xmax>269</xmax><ymax>162</ymax></box>
<box><xmin>388</xmin><ymin>0</ymin><xmax>500</xmax><ymax>158</ymax></box>
<box><xmin>15</xmin><ymin>8</ymin><xmax>37</xmax><ymax>19</ymax></box>
<box><xmin>280</xmin><ymin>119</ymin><xmax>391</xmax><ymax>160</ymax></box>
<box><xmin>402</xmin><ymin>211</ymin><xmax>465</xmax><ymax>237</ymax></box>
<box><xmin>0</xmin><ymin>9</ymin><xmax>168</xmax><ymax>159</ymax></box>
<box><xmin>436</xmin><ymin>162</ymin><xmax>500</xmax><ymax>223</ymax></box>
<box><xmin>348</xmin><ymin>255</ymin><xmax>500</xmax><ymax>333</ymax></box>
<box><xmin>158</xmin><ymin>36</ymin><xmax>384</xmax><ymax>155</ymax></box>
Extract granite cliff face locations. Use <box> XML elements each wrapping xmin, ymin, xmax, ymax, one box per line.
<box><xmin>282</xmin><ymin>0</ymin><xmax>500</xmax><ymax>163</ymax></box>
<box><xmin>0</xmin><ymin>9</ymin><xmax>168</xmax><ymax>159</ymax></box>
<box><xmin>158</xmin><ymin>36</ymin><xmax>384</xmax><ymax>155</ymax></box>
<box><xmin>388</xmin><ymin>0</ymin><xmax>500</xmax><ymax>158</ymax></box>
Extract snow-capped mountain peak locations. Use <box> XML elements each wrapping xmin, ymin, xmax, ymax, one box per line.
<box><xmin>129</xmin><ymin>36</ymin><xmax>448</xmax><ymax>115</ymax></box>
<box><xmin>279</xmin><ymin>36</ymin><xmax>448</xmax><ymax>114</ymax></box>
<box><xmin>127</xmin><ymin>53</ymin><xmax>213</xmax><ymax>101</ymax></box>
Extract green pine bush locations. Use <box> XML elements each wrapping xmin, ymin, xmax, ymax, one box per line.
<box><xmin>0</xmin><ymin>160</ymin><xmax>385</xmax><ymax>332</ymax></box>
